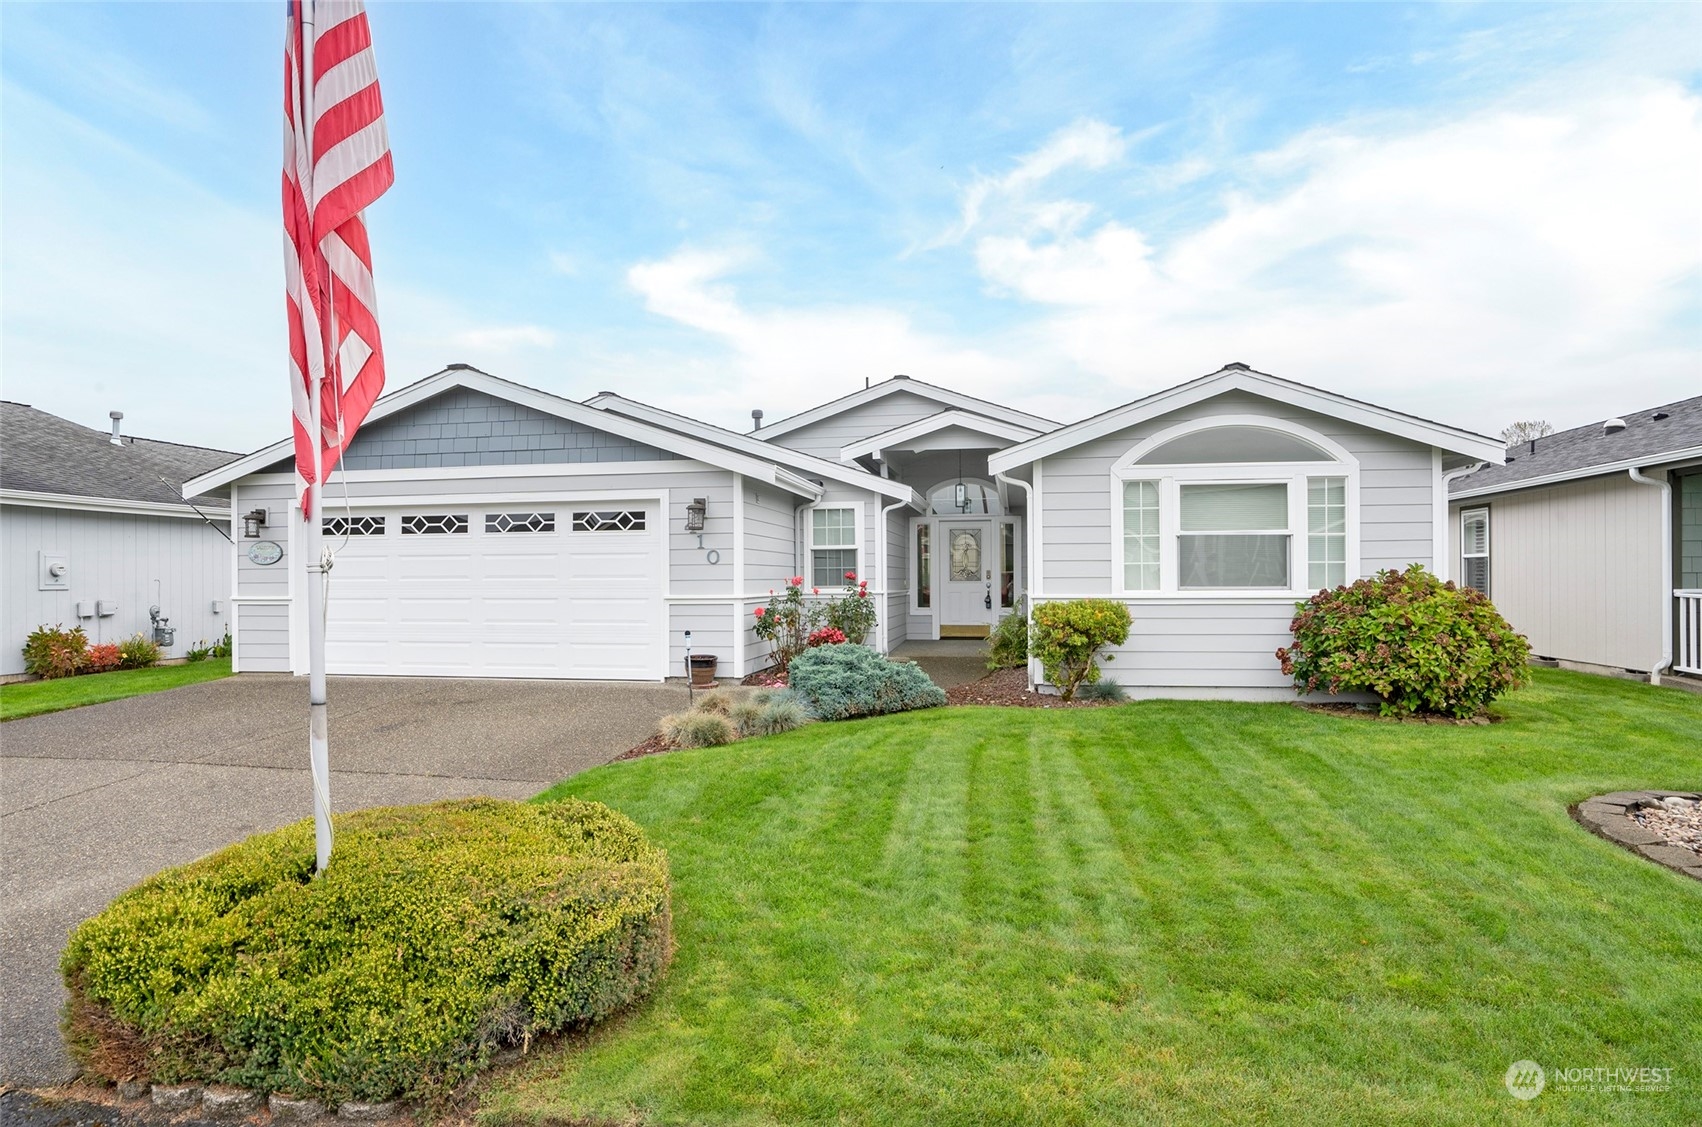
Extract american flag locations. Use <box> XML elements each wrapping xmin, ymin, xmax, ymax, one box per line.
<box><xmin>284</xmin><ymin>0</ymin><xmax>394</xmax><ymax>516</ymax></box>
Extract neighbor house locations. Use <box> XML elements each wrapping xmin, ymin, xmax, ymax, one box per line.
<box><xmin>1447</xmin><ymin>396</ymin><xmax>1702</xmax><ymax>684</ymax></box>
<box><xmin>1</xmin><ymin>402</ymin><xmax>236</xmax><ymax>677</ymax></box>
<box><xmin>184</xmin><ymin>362</ymin><xmax>1506</xmax><ymax>698</ymax></box>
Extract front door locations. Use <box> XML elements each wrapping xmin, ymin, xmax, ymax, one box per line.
<box><xmin>940</xmin><ymin>521</ymin><xmax>994</xmax><ymax>638</ymax></box>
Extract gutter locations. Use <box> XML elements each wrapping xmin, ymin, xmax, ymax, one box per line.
<box><xmin>1451</xmin><ymin>444</ymin><xmax>1702</xmax><ymax>501</ymax></box>
<box><xmin>1437</xmin><ymin>461</ymin><xmax>1487</xmax><ymax>583</ymax></box>
<box><xmin>995</xmin><ymin>471</ymin><xmax>1036</xmax><ymax>691</ymax></box>
<box><xmin>876</xmin><ymin>496</ymin><xmax>912</xmax><ymax>653</ymax></box>
<box><xmin>1626</xmin><ymin>467</ymin><xmax>1673</xmax><ymax>686</ymax></box>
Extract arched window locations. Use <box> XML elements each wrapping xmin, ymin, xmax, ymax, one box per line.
<box><xmin>1113</xmin><ymin>416</ymin><xmax>1357</xmax><ymax>596</ymax></box>
<box><xmin>927</xmin><ymin>478</ymin><xmax>1003</xmax><ymax>516</ymax></box>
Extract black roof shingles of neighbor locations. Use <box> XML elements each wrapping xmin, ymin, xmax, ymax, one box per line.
<box><xmin>1450</xmin><ymin>395</ymin><xmax>1702</xmax><ymax>496</ymax></box>
<box><xmin>0</xmin><ymin>401</ymin><xmax>239</xmax><ymax>508</ymax></box>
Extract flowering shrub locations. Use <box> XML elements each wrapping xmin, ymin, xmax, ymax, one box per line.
<box><xmin>23</xmin><ymin>624</ymin><xmax>88</xmax><ymax>679</ymax></box>
<box><xmin>1030</xmin><ymin>599</ymin><xmax>1132</xmax><ymax>702</ymax></box>
<box><xmin>752</xmin><ymin>577</ymin><xmax>814</xmax><ymax>672</ymax></box>
<box><xmin>820</xmin><ymin>572</ymin><xmax>877</xmax><ymax>644</ymax></box>
<box><xmin>117</xmin><ymin>633</ymin><xmax>162</xmax><ymax>670</ymax></box>
<box><xmin>1277</xmin><ymin>564</ymin><xmax>1531</xmax><ymax>717</ymax></box>
<box><xmin>84</xmin><ymin>644</ymin><xmax>123</xmax><ymax>674</ymax></box>
<box><xmin>807</xmin><ymin>626</ymin><xmax>848</xmax><ymax>648</ymax></box>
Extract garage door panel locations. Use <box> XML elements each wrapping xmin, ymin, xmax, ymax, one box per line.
<box><xmin>323</xmin><ymin>503</ymin><xmax>661</xmax><ymax>680</ymax></box>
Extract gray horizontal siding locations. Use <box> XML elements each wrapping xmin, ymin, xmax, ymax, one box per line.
<box><xmin>1039</xmin><ymin>390</ymin><xmax>1438</xmax><ymax>595</ymax></box>
<box><xmin>2</xmin><ymin>503</ymin><xmax>231</xmax><ymax>675</ymax></box>
<box><xmin>236</xmin><ymin>601</ymin><xmax>291</xmax><ymax>673</ymax></box>
<box><xmin>766</xmin><ymin>391</ymin><xmax>948</xmax><ymax>460</ymax></box>
<box><xmin>1089</xmin><ymin>600</ymin><xmax>1296</xmax><ymax>691</ymax></box>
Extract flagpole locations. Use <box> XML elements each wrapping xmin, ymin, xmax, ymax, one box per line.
<box><xmin>301</xmin><ymin>0</ymin><xmax>333</xmax><ymax>874</ymax></box>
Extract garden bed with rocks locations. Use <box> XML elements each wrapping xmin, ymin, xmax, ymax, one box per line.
<box><xmin>1571</xmin><ymin>791</ymin><xmax>1702</xmax><ymax>881</ymax></box>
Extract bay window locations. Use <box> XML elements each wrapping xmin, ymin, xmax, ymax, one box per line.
<box><xmin>810</xmin><ymin>506</ymin><xmax>859</xmax><ymax>588</ymax></box>
<box><xmin>1112</xmin><ymin>418</ymin><xmax>1357</xmax><ymax>595</ymax></box>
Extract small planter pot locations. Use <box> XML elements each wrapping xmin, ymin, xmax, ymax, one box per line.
<box><xmin>688</xmin><ymin>655</ymin><xmax>718</xmax><ymax>687</ymax></box>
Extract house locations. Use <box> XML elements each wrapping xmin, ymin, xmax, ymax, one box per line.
<box><xmin>184</xmin><ymin>362</ymin><xmax>1506</xmax><ymax>698</ymax></box>
<box><xmin>0</xmin><ymin>402</ymin><xmax>236</xmax><ymax>677</ymax></box>
<box><xmin>1447</xmin><ymin>396</ymin><xmax>1702</xmax><ymax>684</ymax></box>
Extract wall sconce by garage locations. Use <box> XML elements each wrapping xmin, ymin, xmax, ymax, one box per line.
<box><xmin>685</xmin><ymin>497</ymin><xmax>707</xmax><ymax>533</ymax></box>
<box><xmin>242</xmin><ymin>509</ymin><xmax>268</xmax><ymax>538</ymax></box>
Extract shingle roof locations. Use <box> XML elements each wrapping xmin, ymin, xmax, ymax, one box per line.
<box><xmin>1450</xmin><ymin>395</ymin><xmax>1702</xmax><ymax>495</ymax></box>
<box><xmin>0</xmin><ymin>401</ymin><xmax>238</xmax><ymax>507</ymax></box>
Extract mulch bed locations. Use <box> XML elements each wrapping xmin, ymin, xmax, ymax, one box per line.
<box><xmin>613</xmin><ymin>734</ymin><xmax>673</xmax><ymax>762</ymax></box>
<box><xmin>945</xmin><ymin>667</ymin><xmax>1112</xmax><ymax>708</ymax></box>
<box><xmin>740</xmin><ymin>668</ymin><xmax>787</xmax><ymax>687</ymax></box>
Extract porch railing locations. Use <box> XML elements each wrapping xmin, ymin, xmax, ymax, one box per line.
<box><xmin>1678</xmin><ymin>590</ymin><xmax>1702</xmax><ymax>676</ymax></box>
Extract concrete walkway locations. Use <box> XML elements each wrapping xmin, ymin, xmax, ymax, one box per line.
<box><xmin>0</xmin><ymin>673</ymin><xmax>685</xmax><ymax>1087</ymax></box>
<box><xmin>890</xmin><ymin>639</ymin><xmax>991</xmax><ymax>689</ymax></box>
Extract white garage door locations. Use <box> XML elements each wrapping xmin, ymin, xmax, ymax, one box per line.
<box><xmin>321</xmin><ymin>503</ymin><xmax>662</xmax><ymax>680</ymax></box>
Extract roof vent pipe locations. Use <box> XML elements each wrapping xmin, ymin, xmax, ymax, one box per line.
<box><xmin>109</xmin><ymin>411</ymin><xmax>124</xmax><ymax>445</ymax></box>
<box><xmin>1603</xmin><ymin>417</ymin><xmax>1627</xmax><ymax>435</ymax></box>
<box><xmin>751</xmin><ymin>409</ymin><xmax>764</xmax><ymax>431</ymax></box>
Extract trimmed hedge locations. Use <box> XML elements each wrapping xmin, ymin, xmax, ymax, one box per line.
<box><xmin>787</xmin><ymin>644</ymin><xmax>946</xmax><ymax>721</ymax></box>
<box><xmin>61</xmin><ymin>798</ymin><xmax>670</xmax><ymax>1105</ymax></box>
<box><xmin>1030</xmin><ymin>599</ymin><xmax>1131</xmax><ymax>702</ymax></box>
<box><xmin>1277</xmin><ymin>564</ymin><xmax>1531</xmax><ymax>717</ymax></box>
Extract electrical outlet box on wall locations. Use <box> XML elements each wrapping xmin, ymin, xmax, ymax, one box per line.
<box><xmin>75</xmin><ymin>600</ymin><xmax>95</xmax><ymax>618</ymax></box>
<box><xmin>96</xmin><ymin>600</ymin><xmax>118</xmax><ymax>617</ymax></box>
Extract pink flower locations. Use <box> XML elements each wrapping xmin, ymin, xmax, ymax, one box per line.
<box><xmin>858</xmin><ymin>590</ymin><xmax>867</xmax><ymax>598</ymax></box>
<box><xmin>754</xmin><ymin>607</ymin><xmax>765</xmax><ymax>617</ymax></box>
<box><xmin>844</xmin><ymin>571</ymin><xmax>857</xmax><ymax>581</ymax></box>
<box><xmin>790</xmin><ymin>576</ymin><xmax>805</xmax><ymax>587</ymax></box>
<box><xmin>812</xmin><ymin>587</ymin><xmax>820</xmax><ymax>595</ymax></box>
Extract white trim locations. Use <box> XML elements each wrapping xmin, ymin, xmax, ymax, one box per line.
<box><xmin>235</xmin><ymin>460</ymin><xmax>712</xmax><ymax>484</ymax></box>
<box><xmin>732</xmin><ymin>474</ymin><xmax>746</xmax><ymax>676</ymax></box>
<box><xmin>840</xmin><ymin>410</ymin><xmax>1043</xmax><ymax>463</ymax></box>
<box><xmin>989</xmin><ymin>366</ymin><xmax>1506</xmax><ymax>474</ymax></box>
<box><xmin>183</xmin><ymin>367</ymin><xmax>825</xmax><ymax>499</ymax></box>
<box><xmin>587</xmin><ymin>393</ymin><xmax>921</xmax><ymax>504</ymax></box>
<box><xmin>1459</xmin><ymin>506</ymin><xmax>1490</xmax><ymax>597</ymax></box>
<box><xmin>1110</xmin><ymin>412</ymin><xmax>1359</xmax><ymax>471</ymax></box>
<box><xmin>751</xmin><ymin>376</ymin><xmax>1058</xmax><ymax>442</ymax></box>
<box><xmin>0</xmin><ymin>488</ymin><xmax>231</xmax><ymax>520</ymax></box>
<box><xmin>805</xmin><ymin>500</ymin><xmax>865</xmax><ymax>592</ymax></box>
<box><xmin>878</xmin><ymin>496</ymin><xmax>910</xmax><ymax>652</ymax></box>
<box><xmin>1450</xmin><ymin>445</ymin><xmax>1702</xmax><ymax>500</ymax></box>
<box><xmin>230</xmin><ymin>483</ymin><xmax>242</xmax><ymax>673</ymax></box>
<box><xmin>908</xmin><ymin>515</ymin><xmax>938</xmax><ymax>618</ymax></box>
<box><xmin>1626</xmin><ymin>467</ymin><xmax>1672</xmax><ymax>684</ymax></box>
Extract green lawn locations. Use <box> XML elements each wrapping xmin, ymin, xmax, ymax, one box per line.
<box><xmin>0</xmin><ymin>657</ymin><xmax>232</xmax><ymax>720</ymax></box>
<box><xmin>494</xmin><ymin>669</ymin><xmax>1702</xmax><ymax>1127</ymax></box>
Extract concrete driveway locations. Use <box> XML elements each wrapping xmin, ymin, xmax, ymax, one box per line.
<box><xmin>0</xmin><ymin>673</ymin><xmax>687</xmax><ymax>1087</ymax></box>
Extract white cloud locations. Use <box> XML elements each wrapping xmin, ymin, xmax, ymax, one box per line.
<box><xmin>624</xmin><ymin>246</ymin><xmax>1053</xmax><ymax>425</ymax></box>
<box><xmin>934</xmin><ymin>118</ymin><xmax>1137</xmax><ymax>247</ymax></box>
<box><xmin>970</xmin><ymin>82</ymin><xmax>1702</xmax><ymax>428</ymax></box>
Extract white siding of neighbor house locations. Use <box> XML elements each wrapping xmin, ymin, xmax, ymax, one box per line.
<box><xmin>1448</xmin><ymin>469</ymin><xmax>1675</xmax><ymax>673</ymax></box>
<box><xmin>763</xmin><ymin>390</ymin><xmax>951</xmax><ymax>460</ymax></box>
<box><xmin>1034</xmin><ymin>390</ymin><xmax>1439</xmax><ymax>697</ymax></box>
<box><xmin>1</xmin><ymin>503</ymin><xmax>231</xmax><ymax>676</ymax></box>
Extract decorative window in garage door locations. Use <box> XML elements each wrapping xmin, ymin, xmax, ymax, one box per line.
<box><xmin>401</xmin><ymin>514</ymin><xmax>469</xmax><ymax>535</ymax></box>
<box><xmin>572</xmin><ymin>510</ymin><xmax>646</xmax><ymax>532</ymax></box>
<box><xmin>324</xmin><ymin>515</ymin><xmax>386</xmax><ymax>536</ymax></box>
<box><xmin>485</xmin><ymin>512</ymin><xmax>556</xmax><ymax>533</ymax></box>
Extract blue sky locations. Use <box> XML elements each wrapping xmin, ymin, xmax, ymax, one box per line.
<box><xmin>2</xmin><ymin>2</ymin><xmax>1698</xmax><ymax>453</ymax></box>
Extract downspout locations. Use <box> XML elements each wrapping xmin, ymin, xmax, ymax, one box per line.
<box><xmin>1437</xmin><ymin>461</ymin><xmax>1487</xmax><ymax>583</ymax></box>
<box><xmin>995</xmin><ymin>471</ymin><xmax>1035</xmax><ymax>690</ymax></box>
<box><xmin>1627</xmin><ymin>466</ymin><xmax>1673</xmax><ymax>686</ymax></box>
<box><xmin>877</xmin><ymin>495</ymin><xmax>910</xmax><ymax>654</ymax></box>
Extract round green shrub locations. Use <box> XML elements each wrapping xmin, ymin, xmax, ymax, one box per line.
<box><xmin>1276</xmin><ymin>564</ymin><xmax>1532</xmax><ymax>717</ymax></box>
<box><xmin>787</xmin><ymin>644</ymin><xmax>946</xmax><ymax>721</ymax></box>
<box><xmin>659</xmin><ymin>710</ymin><xmax>736</xmax><ymax>748</ymax></box>
<box><xmin>61</xmin><ymin>798</ymin><xmax>671</xmax><ymax>1105</ymax></box>
<box><xmin>1030</xmin><ymin>599</ymin><xmax>1132</xmax><ymax>701</ymax></box>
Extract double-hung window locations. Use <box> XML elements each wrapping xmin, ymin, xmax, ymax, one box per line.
<box><xmin>1114</xmin><ymin>420</ymin><xmax>1356</xmax><ymax>595</ymax></box>
<box><xmin>1460</xmin><ymin>507</ymin><xmax>1489</xmax><ymax>595</ymax></box>
<box><xmin>810</xmin><ymin>506</ymin><xmax>859</xmax><ymax>588</ymax></box>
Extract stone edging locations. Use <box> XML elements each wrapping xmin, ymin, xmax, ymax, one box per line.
<box><xmin>1570</xmin><ymin>791</ymin><xmax>1702</xmax><ymax>882</ymax></box>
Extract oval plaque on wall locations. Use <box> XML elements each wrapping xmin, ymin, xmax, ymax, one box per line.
<box><xmin>247</xmin><ymin>540</ymin><xmax>284</xmax><ymax>566</ymax></box>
